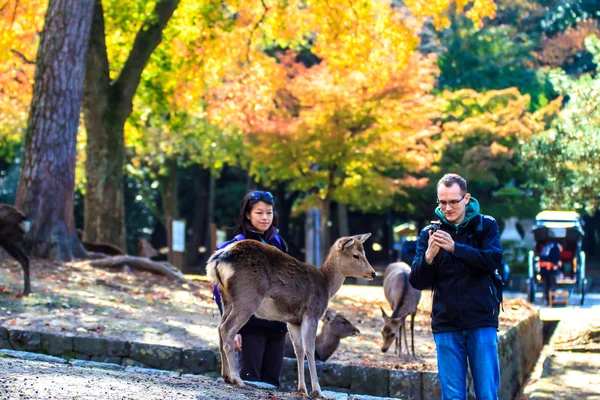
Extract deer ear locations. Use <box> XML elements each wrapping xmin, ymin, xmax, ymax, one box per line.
<box><xmin>353</xmin><ymin>233</ymin><xmax>371</xmax><ymax>244</ymax></box>
<box><xmin>380</xmin><ymin>306</ymin><xmax>389</xmax><ymax>319</ymax></box>
<box><xmin>322</xmin><ymin>309</ymin><xmax>335</xmax><ymax>322</ymax></box>
<box><xmin>338</xmin><ymin>238</ymin><xmax>355</xmax><ymax>251</ymax></box>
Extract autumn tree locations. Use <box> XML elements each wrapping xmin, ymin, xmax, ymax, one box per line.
<box><xmin>523</xmin><ymin>35</ymin><xmax>600</xmax><ymax>213</ymax></box>
<box><xmin>81</xmin><ymin>0</ymin><xmax>184</xmax><ymax>250</ymax></box>
<box><xmin>435</xmin><ymin>0</ymin><xmax>553</xmax><ymax>110</ymax></box>
<box><xmin>0</xmin><ymin>0</ymin><xmax>46</xmax><ymax>154</ymax></box>
<box><xmin>14</xmin><ymin>0</ymin><xmax>95</xmax><ymax>260</ymax></box>
<box><xmin>435</xmin><ymin>87</ymin><xmax>561</xmax><ymax>217</ymax></box>
<box><xmin>204</xmin><ymin>0</ymin><xmax>497</xmax><ymax>256</ymax></box>
<box><xmin>79</xmin><ymin>0</ymin><xmax>497</xmax><ymax>250</ymax></box>
<box><xmin>537</xmin><ymin>19</ymin><xmax>600</xmax><ymax>75</ymax></box>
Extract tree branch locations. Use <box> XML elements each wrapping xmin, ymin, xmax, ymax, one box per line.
<box><xmin>246</xmin><ymin>0</ymin><xmax>269</xmax><ymax>63</ymax></box>
<box><xmin>114</xmin><ymin>0</ymin><xmax>180</xmax><ymax>113</ymax></box>
<box><xmin>10</xmin><ymin>49</ymin><xmax>35</xmax><ymax>65</ymax></box>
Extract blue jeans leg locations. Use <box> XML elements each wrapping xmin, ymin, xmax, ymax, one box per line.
<box><xmin>434</xmin><ymin>331</ymin><xmax>468</xmax><ymax>400</ymax></box>
<box><xmin>466</xmin><ymin>327</ymin><xmax>500</xmax><ymax>400</ymax></box>
<box><xmin>434</xmin><ymin>328</ymin><xmax>500</xmax><ymax>400</ymax></box>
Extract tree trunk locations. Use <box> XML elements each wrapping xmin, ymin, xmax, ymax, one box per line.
<box><xmin>186</xmin><ymin>166</ymin><xmax>210</xmax><ymax>268</ymax></box>
<box><xmin>274</xmin><ymin>184</ymin><xmax>291</xmax><ymax>240</ymax></box>
<box><xmin>82</xmin><ymin>0</ymin><xmax>179</xmax><ymax>250</ymax></box>
<box><xmin>206</xmin><ymin>170</ymin><xmax>216</xmax><ymax>249</ymax></box>
<box><xmin>160</xmin><ymin>157</ymin><xmax>180</xmax><ymax>222</ymax></box>
<box><xmin>15</xmin><ymin>0</ymin><xmax>95</xmax><ymax>261</ymax></box>
<box><xmin>337</xmin><ymin>202</ymin><xmax>349</xmax><ymax>237</ymax></box>
<box><xmin>317</xmin><ymin>197</ymin><xmax>331</xmax><ymax>264</ymax></box>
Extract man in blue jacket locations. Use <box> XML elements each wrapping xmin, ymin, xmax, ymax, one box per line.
<box><xmin>409</xmin><ymin>174</ymin><xmax>503</xmax><ymax>400</ymax></box>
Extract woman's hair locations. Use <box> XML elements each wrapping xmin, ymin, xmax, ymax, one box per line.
<box><xmin>234</xmin><ymin>191</ymin><xmax>279</xmax><ymax>240</ymax></box>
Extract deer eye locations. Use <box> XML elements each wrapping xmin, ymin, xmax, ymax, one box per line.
<box><xmin>353</xmin><ymin>254</ymin><xmax>359</xmax><ymax>259</ymax></box>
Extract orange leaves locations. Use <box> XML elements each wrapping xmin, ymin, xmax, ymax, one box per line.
<box><xmin>537</xmin><ymin>19</ymin><xmax>600</xmax><ymax>68</ymax></box>
<box><xmin>0</xmin><ymin>0</ymin><xmax>46</xmax><ymax>141</ymax></box>
<box><xmin>403</xmin><ymin>0</ymin><xmax>496</xmax><ymax>30</ymax></box>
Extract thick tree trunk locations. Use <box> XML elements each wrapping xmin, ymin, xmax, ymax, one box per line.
<box><xmin>15</xmin><ymin>0</ymin><xmax>95</xmax><ymax>261</ymax></box>
<box><xmin>82</xmin><ymin>0</ymin><xmax>179</xmax><ymax>250</ymax></box>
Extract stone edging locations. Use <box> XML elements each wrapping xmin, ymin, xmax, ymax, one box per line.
<box><xmin>0</xmin><ymin>311</ymin><xmax>542</xmax><ymax>400</ymax></box>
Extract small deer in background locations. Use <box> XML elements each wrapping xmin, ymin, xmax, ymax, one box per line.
<box><xmin>76</xmin><ymin>229</ymin><xmax>126</xmax><ymax>256</ymax></box>
<box><xmin>380</xmin><ymin>262</ymin><xmax>421</xmax><ymax>357</ymax></box>
<box><xmin>284</xmin><ymin>309</ymin><xmax>360</xmax><ymax>362</ymax></box>
<box><xmin>207</xmin><ymin>233</ymin><xmax>375</xmax><ymax>398</ymax></box>
<box><xmin>0</xmin><ymin>204</ymin><xmax>31</xmax><ymax>296</ymax></box>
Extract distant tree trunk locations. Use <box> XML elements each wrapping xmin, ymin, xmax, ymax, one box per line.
<box><xmin>206</xmin><ymin>170</ymin><xmax>216</xmax><ymax>248</ymax></box>
<box><xmin>15</xmin><ymin>0</ymin><xmax>95</xmax><ymax>261</ymax></box>
<box><xmin>160</xmin><ymin>157</ymin><xmax>180</xmax><ymax>222</ymax></box>
<box><xmin>82</xmin><ymin>0</ymin><xmax>179</xmax><ymax>250</ymax></box>
<box><xmin>274</xmin><ymin>184</ymin><xmax>291</xmax><ymax>239</ymax></box>
<box><xmin>186</xmin><ymin>166</ymin><xmax>210</xmax><ymax>268</ymax></box>
<box><xmin>317</xmin><ymin>197</ymin><xmax>331</xmax><ymax>263</ymax></box>
<box><xmin>337</xmin><ymin>203</ymin><xmax>349</xmax><ymax>237</ymax></box>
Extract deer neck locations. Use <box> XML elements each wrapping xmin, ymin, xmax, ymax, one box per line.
<box><xmin>315</xmin><ymin>326</ymin><xmax>341</xmax><ymax>361</ymax></box>
<box><xmin>320</xmin><ymin>253</ymin><xmax>346</xmax><ymax>299</ymax></box>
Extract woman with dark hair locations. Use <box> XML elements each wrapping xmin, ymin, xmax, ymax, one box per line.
<box><xmin>212</xmin><ymin>190</ymin><xmax>288</xmax><ymax>386</ymax></box>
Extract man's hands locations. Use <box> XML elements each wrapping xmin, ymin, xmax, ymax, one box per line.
<box><xmin>234</xmin><ymin>334</ymin><xmax>242</xmax><ymax>351</ymax></box>
<box><xmin>425</xmin><ymin>230</ymin><xmax>455</xmax><ymax>263</ymax></box>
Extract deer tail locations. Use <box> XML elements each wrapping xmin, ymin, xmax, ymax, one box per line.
<box><xmin>206</xmin><ymin>247</ymin><xmax>235</xmax><ymax>286</ymax></box>
<box><xmin>19</xmin><ymin>219</ymin><xmax>31</xmax><ymax>234</ymax></box>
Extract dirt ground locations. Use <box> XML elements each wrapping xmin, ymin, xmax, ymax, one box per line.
<box><xmin>0</xmin><ymin>357</ymin><xmax>317</xmax><ymax>400</ymax></box>
<box><xmin>0</xmin><ymin>257</ymin><xmax>535</xmax><ymax>373</ymax></box>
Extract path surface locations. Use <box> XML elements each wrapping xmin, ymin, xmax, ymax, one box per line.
<box><xmin>518</xmin><ymin>292</ymin><xmax>600</xmax><ymax>400</ymax></box>
<box><xmin>0</xmin><ymin>352</ymin><xmax>393</xmax><ymax>400</ymax></box>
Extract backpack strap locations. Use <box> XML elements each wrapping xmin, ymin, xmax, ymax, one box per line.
<box><xmin>473</xmin><ymin>216</ymin><xmax>505</xmax><ymax>311</ymax></box>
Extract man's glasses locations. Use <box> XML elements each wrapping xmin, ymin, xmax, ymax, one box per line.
<box><xmin>437</xmin><ymin>194</ymin><xmax>466</xmax><ymax>208</ymax></box>
<box><xmin>249</xmin><ymin>191</ymin><xmax>275</xmax><ymax>205</ymax></box>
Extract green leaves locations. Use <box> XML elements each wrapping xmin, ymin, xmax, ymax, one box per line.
<box><xmin>523</xmin><ymin>35</ymin><xmax>600</xmax><ymax>213</ymax></box>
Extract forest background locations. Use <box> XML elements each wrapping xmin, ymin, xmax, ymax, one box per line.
<box><xmin>0</xmin><ymin>0</ymin><xmax>599</xmax><ymax>273</ymax></box>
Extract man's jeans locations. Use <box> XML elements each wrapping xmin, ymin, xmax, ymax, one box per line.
<box><xmin>434</xmin><ymin>327</ymin><xmax>500</xmax><ymax>400</ymax></box>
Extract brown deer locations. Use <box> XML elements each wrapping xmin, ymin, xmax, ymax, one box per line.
<box><xmin>380</xmin><ymin>262</ymin><xmax>421</xmax><ymax>357</ymax></box>
<box><xmin>284</xmin><ymin>309</ymin><xmax>360</xmax><ymax>361</ymax></box>
<box><xmin>207</xmin><ymin>233</ymin><xmax>375</xmax><ymax>398</ymax></box>
<box><xmin>76</xmin><ymin>229</ymin><xmax>126</xmax><ymax>256</ymax></box>
<box><xmin>0</xmin><ymin>204</ymin><xmax>31</xmax><ymax>296</ymax></box>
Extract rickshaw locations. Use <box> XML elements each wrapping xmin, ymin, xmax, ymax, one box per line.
<box><xmin>527</xmin><ymin>210</ymin><xmax>586</xmax><ymax>305</ymax></box>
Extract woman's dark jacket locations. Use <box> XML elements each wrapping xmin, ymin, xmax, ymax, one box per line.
<box><xmin>213</xmin><ymin>229</ymin><xmax>288</xmax><ymax>334</ymax></box>
<box><xmin>409</xmin><ymin>200</ymin><xmax>503</xmax><ymax>333</ymax></box>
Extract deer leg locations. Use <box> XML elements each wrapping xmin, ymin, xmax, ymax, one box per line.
<box><xmin>288</xmin><ymin>323</ymin><xmax>308</xmax><ymax>395</ymax></box>
<box><xmin>218</xmin><ymin>296</ymin><xmax>258</xmax><ymax>387</ymax></box>
<box><xmin>402</xmin><ymin>317</ymin><xmax>409</xmax><ymax>356</ymax></box>
<box><xmin>219</xmin><ymin>288</ymin><xmax>233</xmax><ymax>383</ymax></box>
<box><xmin>3</xmin><ymin>243</ymin><xmax>30</xmax><ymax>296</ymax></box>
<box><xmin>410</xmin><ymin>312</ymin><xmax>416</xmax><ymax>357</ymax></box>
<box><xmin>301</xmin><ymin>319</ymin><xmax>324</xmax><ymax>398</ymax></box>
<box><xmin>394</xmin><ymin>326</ymin><xmax>400</xmax><ymax>356</ymax></box>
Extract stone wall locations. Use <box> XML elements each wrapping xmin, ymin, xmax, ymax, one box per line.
<box><xmin>0</xmin><ymin>311</ymin><xmax>542</xmax><ymax>399</ymax></box>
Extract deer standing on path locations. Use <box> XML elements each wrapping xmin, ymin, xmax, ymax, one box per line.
<box><xmin>207</xmin><ymin>233</ymin><xmax>375</xmax><ymax>398</ymax></box>
<box><xmin>284</xmin><ymin>309</ymin><xmax>360</xmax><ymax>361</ymax></box>
<box><xmin>0</xmin><ymin>204</ymin><xmax>31</xmax><ymax>296</ymax></box>
<box><xmin>380</xmin><ymin>262</ymin><xmax>421</xmax><ymax>357</ymax></box>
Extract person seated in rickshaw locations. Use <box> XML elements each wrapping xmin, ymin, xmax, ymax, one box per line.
<box><xmin>539</xmin><ymin>239</ymin><xmax>563</xmax><ymax>304</ymax></box>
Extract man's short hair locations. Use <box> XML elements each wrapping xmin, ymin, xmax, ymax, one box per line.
<box><xmin>437</xmin><ymin>173</ymin><xmax>467</xmax><ymax>194</ymax></box>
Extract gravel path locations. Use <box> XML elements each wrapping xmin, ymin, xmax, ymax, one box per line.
<box><xmin>0</xmin><ymin>356</ymin><xmax>314</xmax><ymax>400</ymax></box>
